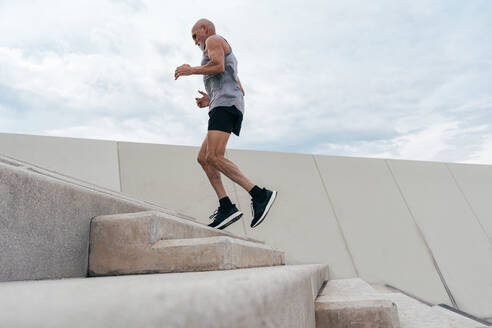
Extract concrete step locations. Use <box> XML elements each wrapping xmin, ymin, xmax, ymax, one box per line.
<box><xmin>315</xmin><ymin>279</ymin><xmax>487</xmax><ymax>328</ymax></box>
<box><xmin>315</xmin><ymin>278</ymin><xmax>400</xmax><ymax>328</ymax></box>
<box><xmin>430</xmin><ymin>306</ymin><xmax>489</xmax><ymax>328</ymax></box>
<box><xmin>90</xmin><ymin>210</ymin><xmax>264</xmax><ymax>244</ymax></box>
<box><xmin>381</xmin><ymin>293</ymin><xmax>487</xmax><ymax>328</ymax></box>
<box><xmin>89</xmin><ymin>211</ymin><xmax>282</xmax><ymax>276</ymax></box>
<box><xmin>0</xmin><ymin>264</ymin><xmax>329</xmax><ymax>328</ymax></box>
<box><xmin>370</xmin><ymin>284</ymin><xmax>488</xmax><ymax>327</ymax></box>
<box><xmin>90</xmin><ymin>235</ymin><xmax>285</xmax><ymax>276</ymax></box>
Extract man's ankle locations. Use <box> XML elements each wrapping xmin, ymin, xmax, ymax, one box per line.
<box><xmin>219</xmin><ymin>196</ymin><xmax>233</xmax><ymax>210</ymax></box>
<box><xmin>249</xmin><ymin>185</ymin><xmax>267</xmax><ymax>202</ymax></box>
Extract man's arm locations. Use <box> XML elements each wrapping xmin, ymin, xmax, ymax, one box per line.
<box><xmin>192</xmin><ymin>36</ymin><xmax>225</xmax><ymax>75</ymax></box>
<box><xmin>237</xmin><ymin>76</ymin><xmax>245</xmax><ymax>96</ymax></box>
<box><xmin>175</xmin><ymin>36</ymin><xmax>225</xmax><ymax>79</ymax></box>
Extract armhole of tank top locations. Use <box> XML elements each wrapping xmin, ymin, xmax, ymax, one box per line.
<box><xmin>219</xmin><ymin>35</ymin><xmax>232</xmax><ymax>56</ymax></box>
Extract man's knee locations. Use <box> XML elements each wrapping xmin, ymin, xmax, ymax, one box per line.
<box><xmin>206</xmin><ymin>154</ymin><xmax>222</xmax><ymax>167</ymax></box>
<box><xmin>197</xmin><ymin>155</ymin><xmax>207</xmax><ymax>167</ymax></box>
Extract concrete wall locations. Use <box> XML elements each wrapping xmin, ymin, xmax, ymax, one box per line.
<box><xmin>0</xmin><ymin>132</ymin><xmax>491</xmax><ymax>318</ymax></box>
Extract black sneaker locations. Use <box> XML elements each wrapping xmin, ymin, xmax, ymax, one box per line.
<box><xmin>208</xmin><ymin>204</ymin><xmax>243</xmax><ymax>230</ymax></box>
<box><xmin>250</xmin><ymin>188</ymin><xmax>278</xmax><ymax>228</ymax></box>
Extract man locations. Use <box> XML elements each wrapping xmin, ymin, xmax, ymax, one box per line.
<box><xmin>174</xmin><ymin>18</ymin><xmax>277</xmax><ymax>230</ymax></box>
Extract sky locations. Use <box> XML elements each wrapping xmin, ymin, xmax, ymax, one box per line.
<box><xmin>0</xmin><ymin>0</ymin><xmax>491</xmax><ymax>164</ymax></box>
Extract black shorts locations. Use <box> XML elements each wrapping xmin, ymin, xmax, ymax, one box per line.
<box><xmin>208</xmin><ymin>105</ymin><xmax>243</xmax><ymax>136</ymax></box>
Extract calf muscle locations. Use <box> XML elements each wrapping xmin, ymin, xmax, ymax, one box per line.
<box><xmin>206</xmin><ymin>131</ymin><xmax>254</xmax><ymax>192</ymax></box>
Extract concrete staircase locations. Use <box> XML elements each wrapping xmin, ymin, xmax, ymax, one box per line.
<box><xmin>1</xmin><ymin>152</ymin><xmax>488</xmax><ymax>327</ymax></box>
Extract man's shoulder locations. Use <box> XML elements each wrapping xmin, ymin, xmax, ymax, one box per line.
<box><xmin>206</xmin><ymin>35</ymin><xmax>227</xmax><ymax>47</ymax></box>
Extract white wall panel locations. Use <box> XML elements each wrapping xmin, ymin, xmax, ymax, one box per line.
<box><xmin>0</xmin><ymin>133</ymin><xmax>120</xmax><ymax>191</ymax></box>
<box><xmin>118</xmin><ymin>141</ymin><xmax>247</xmax><ymax>237</ymax></box>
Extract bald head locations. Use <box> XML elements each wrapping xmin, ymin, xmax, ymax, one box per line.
<box><xmin>191</xmin><ymin>18</ymin><xmax>216</xmax><ymax>50</ymax></box>
<box><xmin>193</xmin><ymin>18</ymin><xmax>216</xmax><ymax>34</ymax></box>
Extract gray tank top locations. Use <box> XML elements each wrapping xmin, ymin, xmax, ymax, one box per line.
<box><xmin>201</xmin><ymin>36</ymin><xmax>245</xmax><ymax>114</ymax></box>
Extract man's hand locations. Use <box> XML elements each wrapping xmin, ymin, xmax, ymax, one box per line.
<box><xmin>175</xmin><ymin>64</ymin><xmax>193</xmax><ymax>80</ymax></box>
<box><xmin>195</xmin><ymin>90</ymin><xmax>210</xmax><ymax>108</ymax></box>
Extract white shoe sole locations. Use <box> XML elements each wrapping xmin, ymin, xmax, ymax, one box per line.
<box><xmin>251</xmin><ymin>190</ymin><xmax>278</xmax><ymax>228</ymax></box>
<box><xmin>216</xmin><ymin>211</ymin><xmax>243</xmax><ymax>230</ymax></box>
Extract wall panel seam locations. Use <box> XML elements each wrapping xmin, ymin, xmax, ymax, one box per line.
<box><xmin>312</xmin><ymin>155</ymin><xmax>359</xmax><ymax>277</ymax></box>
<box><xmin>445</xmin><ymin>163</ymin><xmax>491</xmax><ymax>244</ymax></box>
<box><xmin>117</xmin><ymin>142</ymin><xmax>123</xmax><ymax>193</ymax></box>
<box><xmin>384</xmin><ymin>159</ymin><xmax>458</xmax><ymax>308</ymax></box>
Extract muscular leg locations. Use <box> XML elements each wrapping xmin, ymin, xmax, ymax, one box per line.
<box><xmin>205</xmin><ymin>130</ymin><xmax>255</xmax><ymax>192</ymax></box>
<box><xmin>197</xmin><ymin>135</ymin><xmax>227</xmax><ymax>199</ymax></box>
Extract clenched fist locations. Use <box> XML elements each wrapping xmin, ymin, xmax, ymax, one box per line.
<box><xmin>195</xmin><ymin>90</ymin><xmax>210</xmax><ymax>108</ymax></box>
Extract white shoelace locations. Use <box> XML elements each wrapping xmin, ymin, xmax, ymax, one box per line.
<box><xmin>209</xmin><ymin>209</ymin><xmax>219</xmax><ymax>220</ymax></box>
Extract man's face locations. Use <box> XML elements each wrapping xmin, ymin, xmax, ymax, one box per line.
<box><xmin>191</xmin><ymin>26</ymin><xmax>206</xmax><ymax>51</ymax></box>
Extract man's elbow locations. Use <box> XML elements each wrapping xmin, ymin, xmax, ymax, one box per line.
<box><xmin>209</xmin><ymin>59</ymin><xmax>224</xmax><ymax>74</ymax></box>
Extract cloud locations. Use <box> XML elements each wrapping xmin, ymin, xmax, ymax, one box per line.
<box><xmin>466</xmin><ymin>134</ymin><xmax>492</xmax><ymax>164</ymax></box>
<box><xmin>0</xmin><ymin>0</ymin><xmax>491</xmax><ymax>164</ymax></box>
